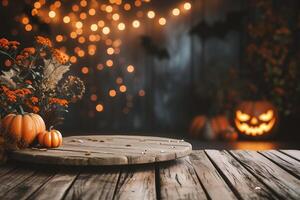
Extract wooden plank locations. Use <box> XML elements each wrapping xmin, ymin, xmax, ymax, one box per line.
<box><xmin>159</xmin><ymin>157</ymin><xmax>207</xmax><ymax>200</ymax></box>
<box><xmin>280</xmin><ymin>150</ymin><xmax>300</xmax><ymax>161</ymax></box>
<box><xmin>10</xmin><ymin>135</ymin><xmax>192</xmax><ymax>166</ymax></box>
<box><xmin>0</xmin><ymin>164</ymin><xmax>15</xmax><ymax>176</ymax></box>
<box><xmin>1</xmin><ymin>170</ymin><xmax>54</xmax><ymax>200</ymax></box>
<box><xmin>206</xmin><ymin>150</ymin><xmax>277</xmax><ymax>199</ymax></box>
<box><xmin>0</xmin><ymin>168</ymin><xmax>36</xmax><ymax>196</ymax></box>
<box><xmin>114</xmin><ymin>166</ymin><xmax>156</xmax><ymax>200</ymax></box>
<box><xmin>28</xmin><ymin>169</ymin><xmax>79</xmax><ymax>200</ymax></box>
<box><xmin>260</xmin><ymin>150</ymin><xmax>300</xmax><ymax>178</ymax></box>
<box><xmin>190</xmin><ymin>151</ymin><xmax>237</xmax><ymax>200</ymax></box>
<box><xmin>230</xmin><ymin>150</ymin><xmax>300</xmax><ymax>199</ymax></box>
<box><xmin>64</xmin><ymin>168</ymin><xmax>120</xmax><ymax>200</ymax></box>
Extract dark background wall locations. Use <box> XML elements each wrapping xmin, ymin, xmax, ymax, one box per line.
<box><xmin>0</xmin><ymin>0</ymin><xmax>299</xmax><ymax>141</ymax></box>
<box><xmin>63</xmin><ymin>0</ymin><xmax>245</xmax><ymax>135</ymax></box>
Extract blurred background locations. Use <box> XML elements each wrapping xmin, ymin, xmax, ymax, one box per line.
<box><xmin>0</xmin><ymin>0</ymin><xmax>299</xmax><ymax>144</ymax></box>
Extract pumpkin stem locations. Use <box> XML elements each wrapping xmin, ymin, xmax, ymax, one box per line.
<box><xmin>18</xmin><ymin>105</ymin><xmax>25</xmax><ymax>115</ymax></box>
<box><xmin>49</xmin><ymin>126</ymin><xmax>54</xmax><ymax>131</ymax></box>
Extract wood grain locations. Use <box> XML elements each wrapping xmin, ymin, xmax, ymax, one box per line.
<box><xmin>28</xmin><ymin>169</ymin><xmax>78</xmax><ymax>200</ymax></box>
<box><xmin>10</xmin><ymin>135</ymin><xmax>192</xmax><ymax>166</ymax></box>
<box><xmin>280</xmin><ymin>150</ymin><xmax>300</xmax><ymax>161</ymax></box>
<box><xmin>206</xmin><ymin>150</ymin><xmax>278</xmax><ymax>199</ymax></box>
<box><xmin>0</xmin><ymin>164</ymin><xmax>15</xmax><ymax>176</ymax></box>
<box><xmin>64</xmin><ymin>168</ymin><xmax>120</xmax><ymax>200</ymax></box>
<box><xmin>114</xmin><ymin>166</ymin><xmax>156</xmax><ymax>200</ymax></box>
<box><xmin>1</xmin><ymin>170</ymin><xmax>54</xmax><ymax>200</ymax></box>
<box><xmin>159</xmin><ymin>157</ymin><xmax>207</xmax><ymax>200</ymax></box>
<box><xmin>260</xmin><ymin>150</ymin><xmax>300</xmax><ymax>178</ymax></box>
<box><xmin>190</xmin><ymin>151</ymin><xmax>237</xmax><ymax>200</ymax></box>
<box><xmin>0</xmin><ymin>168</ymin><xmax>36</xmax><ymax>196</ymax></box>
<box><xmin>230</xmin><ymin>150</ymin><xmax>300</xmax><ymax>199</ymax></box>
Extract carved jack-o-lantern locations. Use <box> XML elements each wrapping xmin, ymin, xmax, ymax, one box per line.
<box><xmin>234</xmin><ymin>101</ymin><xmax>278</xmax><ymax>137</ymax></box>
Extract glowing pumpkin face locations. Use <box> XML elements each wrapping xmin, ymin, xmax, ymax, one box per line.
<box><xmin>234</xmin><ymin>101</ymin><xmax>277</xmax><ymax>136</ymax></box>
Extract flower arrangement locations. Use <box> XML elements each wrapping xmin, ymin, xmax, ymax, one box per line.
<box><xmin>244</xmin><ymin>0</ymin><xmax>300</xmax><ymax>116</ymax></box>
<box><xmin>0</xmin><ymin>36</ymin><xmax>85</xmax><ymax>127</ymax></box>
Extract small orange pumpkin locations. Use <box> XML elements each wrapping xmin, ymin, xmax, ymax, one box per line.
<box><xmin>38</xmin><ymin>128</ymin><xmax>62</xmax><ymax>148</ymax></box>
<box><xmin>0</xmin><ymin>113</ymin><xmax>46</xmax><ymax>148</ymax></box>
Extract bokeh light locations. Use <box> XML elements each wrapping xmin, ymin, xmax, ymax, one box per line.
<box><xmin>158</xmin><ymin>17</ymin><xmax>166</xmax><ymax>25</ymax></box>
<box><xmin>132</xmin><ymin>20</ymin><xmax>140</xmax><ymax>28</ymax></box>
<box><xmin>172</xmin><ymin>8</ymin><xmax>180</xmax><ymax>16</ymax></box>
<box><xmin>96</xmin><ymin>104</ymin><xmax>104</xmax><ymax>112</ymax></box>
<box><xmin>127</xmin><ymin>65</ymin><xmax>135</xmax><ymax>73</ymax></box>
<box><xmin>147</xmin><ymin>11</ymin><xmax>155</xmax><ymax>19</ymax></box>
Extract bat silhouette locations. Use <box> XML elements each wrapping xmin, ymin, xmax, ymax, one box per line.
<box><xmin>140</xmin><ymin>36</ymin><xmax>170</xmax><ymax>60</ymax></box>
<box><xmin>190</xmin><ymin>10</ymin><xmax>245</xmax><ymax>38</ymax></box>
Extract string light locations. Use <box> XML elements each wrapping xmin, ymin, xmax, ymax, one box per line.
<box><xmin>98</xmin><ymin>20</ymin><xmax>105</xmax><ymax>27</ymax></box>
<box><xmin>56</xmin><ymin>35</ymin><xmax>63</xmax><ymax>42</ymax></box>
<box><xmin>105</xmin><ymin>5</ymin><xmax>113</xmax><ymax>13</ymax></box>
<box><xmin>70</xmin><ymin>31</ymin><xmax>77</xmax><ymax>39</ymax></box>
<box><xmin>106</xmin><ymin>59</ymin><xmax>113</xmax><ymax>67</ymax></box>
<box><xmin>72</xmin><ymin>4</ymin><xmax>79</xmax><ymax>12</ymax></box>
<box><xmin>25</xmin><ymin>24</ymin><xmax>32</xmax><ymax>31</ymax></box>
<box><xmin>81</xmin><ymin>66</ymin><xmax>89</xmax><ymax>74</ymax></box>
<box><xmin>132</xmin><ymin>20</ymin><xmax>140</xmax><ymax>28</ymax></box>
<box><xmin>118</xmin><ymin>23</ymin><xmax>125</xmax><ymax>30</ymax></box>
<box><xmin>96</xmin><ymin>104</ymin><xmax>104</xmax><ymax>112</ymax></box>
<box><xmin>90</xmin><ymin>24</ymin><xmax>98</xmax><ymax>31</ymax></box>
<box><xmin>48</xmin><ymin>11</ymin><xmax>56</xmax><ymax>18</ymax></box>
<box><xmin>147</xmin><ymin>11</ymin><xmax>155</xmax><ymax>19</ymax></box>
<box><xmin>134</xmin><ymin>0</ymin><xmax>142</xmax><ymax>7</ymax></box>
<box><xmin>34</xmin><ymin>2</ymin><xmax>41</xmax><ymax>9</ymax></box>
<box><xmin>112</xmin><ymin>13</ymin><xmax>120</xmax><ymax>21</ymax></box>
<box><xmin>80</xmin><ymin>12</ymin><xmax>87</xmax><ymax>20</ymax></box>
<box><xmin>97</xmin><ymin>63</ymin><xmax>104</xmax><ymax>70</ymax></box>
<box><xmin>183</xmin><ymin>2</ymin><xmax>192</xmax><ymax>10</ymax></box>
<box><xmin>109</xmin><ymin>89</ymin><xmax>117</xmax><ymax>97</ymax></box>
<box><xmin>90</xmin><ymin>94</ymin><xmax>97</xmax><ymax>101</ymax></box>
<box><xmin>80</xmin><ymin>0</ymin><xmax>87</xmax><ymax>7</ymax></box>
<box><xmin>88</xmin><ymin>8</ymin><xmax>96</xmax><ymax>16</ymax></box>
<box><xmin>107</xmin><ymin>47</ymin><xmax>115</xmax><ymax>55</ymax></box>
<box><xmin>127</xmin><ymin>65</ymin><xmax>134</xmax><ymax>73</ymax></box>
<box><xmin>139</xmin><ymin>89</ymin><xmax>146</xmax><ymax>96</ymax></box>
<box><xmin>22</xmin><ymin>17</ymin><xmax>29</xmax><ymax>24</ymax></box>
<box><xmin>119</xmin><ymin>85</ymin><xmax>127</xmax><ymax>93</ymax></box>
<box><xmin>102</xmin><ymin>27</ymin><xmax>110</xmax><ymax>34</ymax></box>
<box><xmin>70</xmin><ymin>56</ymin><xmax>77</xmax><ymax>63</ymax></box>
<box><xmin>75</xmin><ymin>21</ymin><xmax>83</xmax><ymax>29</ymax></box>
<box><xmin>124</xmin><ymin>3</ymin><xmax>131</xmax><ymax>11</ymax></box>
<box><xmin>63</xmin><ymin>16</ymin><xmax>70</xmax><ymax>23</ymax></box>
<box><xmin>172</xmin><ymin>8</ymin><xmax>180</xmax><ymax>16</ymax></box>
<box><xmin>158</xmin><ymin>17</ymin><xmax>166</xmax><ymax>25</ymax></box>
<box><xmin>17</xmin><ymin>0</ymin><xmax>194</xmax><ymax>113</ymax></box>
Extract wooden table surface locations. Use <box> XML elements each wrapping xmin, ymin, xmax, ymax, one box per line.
<box><xmin>0</xmin><ymin>150</ymin><xmax>299</xmax><ymax>200</ymax></box>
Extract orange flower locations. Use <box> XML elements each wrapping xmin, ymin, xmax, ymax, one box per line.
<box><xmin>16</xmin><ymin>55</ymin><xmax>26</xmax><ymax>60</ymax></box>
<box><xmin>7</xmin><ymin>94</ymin><xmax>17</xmax><ymax>102</ymax></box>
<box><xmin>52</xmin><ymin>49</ymin><xmax>69</xmax><ymax>64</ymax></box>
<box><xmin>1</xmin><ymin>85</ymin><xmax>9</xmax><ymax>92</ymax></box>
<box><xmin>36</xmin><ymin>36</ymin><xmax>52</xmax><ymax>47</ymax></box>
<box><xmin>0</xmin><ymin>38</ymin><xmax>9</xmax><ymax>49</ymax></box>
<box><xmin>32</xmin><ymin>106</ymin><xmax>40</xmax><ymax>113</ymax></box>
<box><xmin>22</xmin><ymin>47</ymin><xmax>36</xmax><ymax>55</ymax></box>
<box><xmin>30</xmin><ymin>96</ymin><xmax>38</xmax><ymax>103</ymax></box>
<box><xmin>49</xmin><ymin>98</ymin><xmax>69</xmax><ymax>106</ymax></box>
<box><xmin>9</xmin><ymin>41</ymin><xmax>20</xmax><ymax>49</ymax></box>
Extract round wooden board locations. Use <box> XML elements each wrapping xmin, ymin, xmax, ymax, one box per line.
<box><xmin>9</xmin><ymin>135</ymin><xmax>192</xmax><ymax>166</ymax></box>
